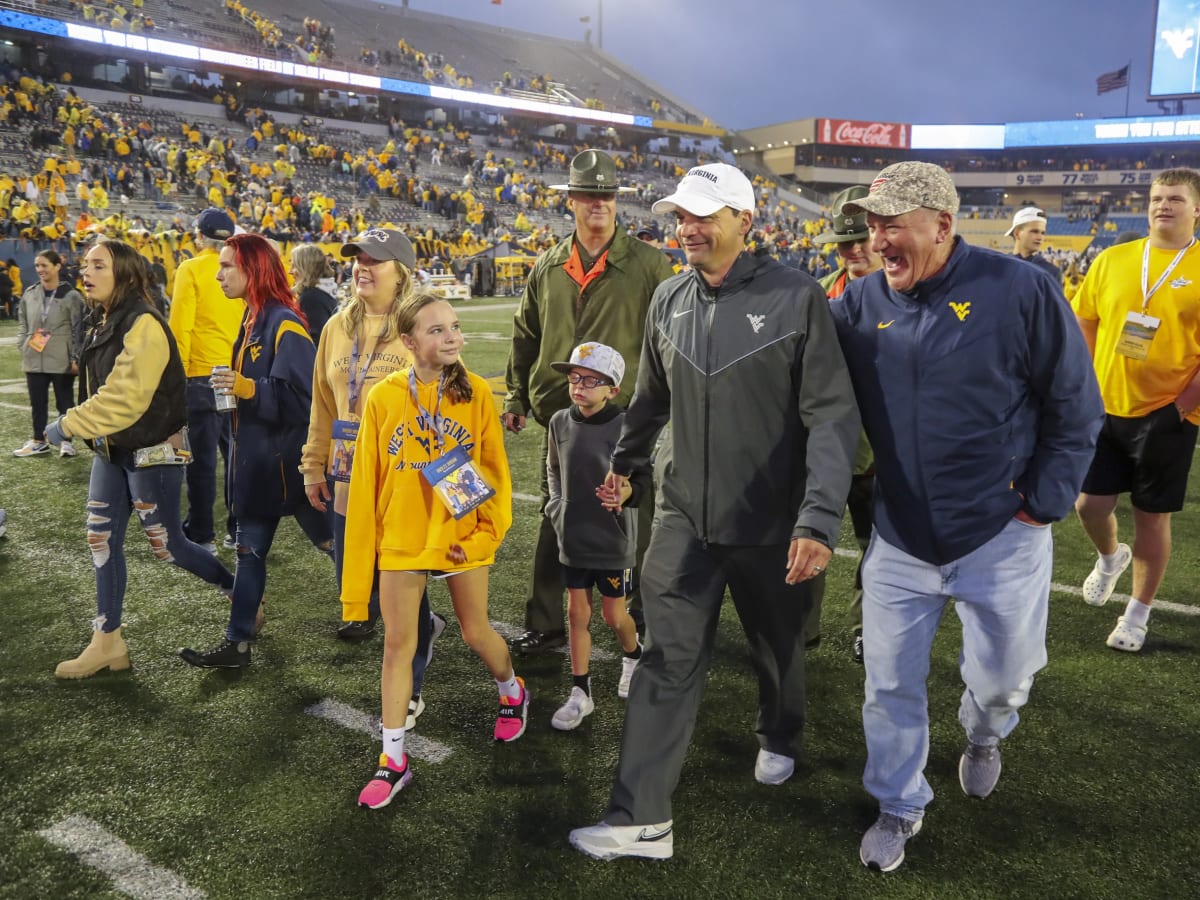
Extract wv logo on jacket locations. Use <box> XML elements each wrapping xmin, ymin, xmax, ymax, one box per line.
<box><xmin>746</xmin><ymin>314</ymin><xmax>765</xmax><ymax>333</ymax></box>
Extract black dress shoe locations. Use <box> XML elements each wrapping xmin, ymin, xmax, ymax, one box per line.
<box><xmin>508</xmin><ymin>629</ymin><xmax>566</xmax><ymax>654</ymax></box>
<box><xmin>180</xmin><ymin>639</ymin><xmax>251</xmax><ymax>669</ymax></box>
<box><xmin>337</xmin><ymin>618</ymin><xmax>378</xmax><ymax>642</ymax></box>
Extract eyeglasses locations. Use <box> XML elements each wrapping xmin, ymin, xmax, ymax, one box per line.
<box><xmin>566</xmin><ymin>373</ymin><xmax>612</xmax><ymax>388</ymax></box>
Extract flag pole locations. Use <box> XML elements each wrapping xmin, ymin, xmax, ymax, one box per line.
<box><xmin>1124</xmin><ymin>59</ymin><xmax>1131</xmax><ymax>117</ymax></box>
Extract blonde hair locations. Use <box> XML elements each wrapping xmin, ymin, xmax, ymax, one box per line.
<box><xmin>397</xmin><ymin>293</ymin><xmax>473</xmax><ymax>403</ymax></box>
<box><xmin>341</xmin><ymin>259</ymin><xmax>414</xmax><ymax>343</ymax></box>
<box><xmin>290</xmin><ymin>244</ymin><xmax>330</xmax><ymax>291</ymax></box>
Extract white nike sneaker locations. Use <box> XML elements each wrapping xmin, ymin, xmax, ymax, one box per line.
<box><xmin>569</xmin><ymin>820</ymin><xmax>674</xmax><ymax>860</ymax></box>
<box><xmin>59</xmin><ymin>440</ymin><xmax>77</xmax><ymax>458</ymax></box>
<box><xmin>551</xmin><ymin>686</ymin><xmax>594</xmax><ymax>731</ymax></box>
<box><xmin>754</xmin><ymin>749</ymin><xmax>795</xmax><ymax>785</ymax></box>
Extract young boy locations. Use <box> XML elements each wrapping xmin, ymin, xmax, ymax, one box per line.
<box><xmin>546</xmin><ymin>342</ymin><xmax>650</xmax><ymax>731</ymax></box>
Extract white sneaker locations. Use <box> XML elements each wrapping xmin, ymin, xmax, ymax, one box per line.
<box><xmin>550</xmin><ymin>686</ymin><xmax>594</xmax><ymax>731</ymax></box>
<box><xmin>618</xmin><ymin>655</ymin><xmax>638</xmax><ymax>699</ymax></box>
<box><xmin>59</xmin><ymin>440</ymin><xmax>77</xmax><ymax>458</ymax></box>
<box><xmin>1082</xmin><ymin>544</ymin><xmax>1132</xmax><ymax>606</ymax></box>
<box><xmin>1106</xmin><ymin>616</ymin><xmax>1147</xmax><ymax>652</ymax></box>
<box><xmin>754</xmin><ymin>749</ymin><xmax>795</xmax><ymax>785</ymax></box>
<box><xmin>405</xmin><ymin>694</ymin><xmax>426</xmax><ymax>730</ymax></box>
<box><xmin>568</xmin><ymin>820</ymin><xmax>673</xmax><ymax>860</ymax></box>
<box><xmin>13</xmin><ymin>440</ymin><xmax>50</xmax><ymax>457</ymax></box>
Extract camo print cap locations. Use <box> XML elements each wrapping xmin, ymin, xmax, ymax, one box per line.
<box><xmin>842</xmin><ymin>161</ymin><xmax>960</xmax><ymax>217</ymax></box>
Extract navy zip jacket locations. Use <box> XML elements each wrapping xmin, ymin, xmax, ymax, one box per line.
<box><xmin>831</xmin><ymin>237</ymin><xmax>1104</xmax><ymax>566</ymax></box>
<box><xmin>229</xmin><ymin>302</ymin><xmax>316</xmax><ymax>518</ymax></box>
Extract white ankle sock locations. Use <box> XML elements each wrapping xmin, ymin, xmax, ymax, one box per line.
<box><xmin>1123</xmin><ymin>598</ymin><xmax>1151</xmax><ymax>628</ymax></box>
<box><xmin>496</xmin><ymin>674</ymin><xmax>521</xmax><ymax>701</ymax></box>
<box><xmin>382</xmin><ymin>726</ymin><xmax>406</xmax><ymax>766</ymax></box>
<box><xmin>1100</xmin><ymin>547</ymin><xmax>1126</xmax><ymax>571</ymax></box>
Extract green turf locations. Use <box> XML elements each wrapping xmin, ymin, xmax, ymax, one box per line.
<box><xmin>0</xmin><ymin>306</ymin><xmax>1197</xmax><ymax>900</ymax></box>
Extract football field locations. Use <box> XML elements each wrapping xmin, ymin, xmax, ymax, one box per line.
<box><xmin>0</xmin><ymin>301</ymin><xmax>1197</xmax><ymax>900</ymax></box>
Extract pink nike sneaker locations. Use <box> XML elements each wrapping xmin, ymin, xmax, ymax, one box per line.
<box><xmin>494</xmin><ymin>677</ymin><xmax>529</xmax><ymax>742</ymax></box>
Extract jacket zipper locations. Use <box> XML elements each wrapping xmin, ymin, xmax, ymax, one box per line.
<box><xmin>701</xmin><ymin>285</ymin><xmax>719</xmax><ymax>545</ymax></box>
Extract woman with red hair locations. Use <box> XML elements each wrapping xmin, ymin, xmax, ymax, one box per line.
<box><xmin>180</xmin><ymin>234</ymin><xmax>332</xmax><ymax>668</ymax></box>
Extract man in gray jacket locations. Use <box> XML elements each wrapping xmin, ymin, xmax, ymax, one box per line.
<box><xmin>569</xmin><ymin>164</ymin><xmax>861</xmax><ymax>860</ymax></box>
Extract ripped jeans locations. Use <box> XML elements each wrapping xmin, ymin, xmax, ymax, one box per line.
<box><xmin>87</xmin><ymin>453</ymin><xmax>235</xmax><ymax>634</ymax></box>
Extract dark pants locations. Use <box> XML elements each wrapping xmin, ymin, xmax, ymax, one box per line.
<box><xmin>182</xmin><ymin>379</ymin><xmax>235</xmax><ymax>545</ymax></box>
<box><xmin>226</xmin><ymin>505</ymin><xmax>333</xmax><ymax>642</ymax></box>
<box><xmin>523</xmin><ymin>427</ymin><xmax>652</xmax><ymax>632</ymax></box>
<box><xmin>605</xmin><ymin>513</ymin><xmax>812</xmax><ymax>826</ymax></box>
<box><xmin>27</xmin><ymin>371</ymin><xmax>75</xmax><ymax>441</ymax></box>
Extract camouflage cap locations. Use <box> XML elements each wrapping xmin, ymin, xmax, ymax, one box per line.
<box><xmin>816</xmin><ymin>185</ymin><xmax>871</xmax><ymax>243</ymax></box>
<box><xmin>843</xmin><ymin>161</ymin><xmax>960</xmax><ymax>217</ymax></box>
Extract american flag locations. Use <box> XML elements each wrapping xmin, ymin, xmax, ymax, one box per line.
<box><xmin>1096</xmin><ymin>65</ymin><xmax>1130</xmax><ymax>95</ymax></box>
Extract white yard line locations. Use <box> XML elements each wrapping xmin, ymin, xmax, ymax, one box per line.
<box><xmin>304</xmin><ymin>698</ymin><xmax>453</xmax><ymax>763</ymax></box>
<box><xmin>513</xmin><ymin>492</ymin><xmax>540</xmax><ymax>503</ymax></box>
<box><xmin>37</xmin><ymin>814</ymin><xmax>206</xmax><ymax>900</ymax></box>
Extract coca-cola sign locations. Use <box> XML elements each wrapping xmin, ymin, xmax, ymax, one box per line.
<box><xmin>818</xmin><ymin>118</ymin><xmax>910</xmax><ymax>149</ymax></box>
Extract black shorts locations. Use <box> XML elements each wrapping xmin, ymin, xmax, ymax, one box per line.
<box><xmin>563</xmin><ymin>566</ymin><xmax>633</xmax><ymax>598</ymax></box>
<box><xmin>1081</xmin><ymin>404</ymin><xmax>1199</xmax><ymax>513</ymax></box>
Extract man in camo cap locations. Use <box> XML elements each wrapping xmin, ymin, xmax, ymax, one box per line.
<box><xmin>829</xmin><ymin>161</ymin><xmax>1104</xmax><ymax>872</ymax></box>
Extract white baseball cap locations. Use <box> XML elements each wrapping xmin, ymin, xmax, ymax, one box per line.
<box><xmin>652</xmin><ymin>163</ymin><xmax>756</xmax><ymax>217</ymax></box>
<box><xmin>1005</xmin><ymin>207</ymin><xmax>1047</xmax><ymax>236</ymax></box>
<box><xmin>550</xmin><ymin>342</ymin><xmax>626</xmax><ymax>387</ymax></box>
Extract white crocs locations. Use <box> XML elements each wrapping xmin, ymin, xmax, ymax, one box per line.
<box><xmin>1106</xmin><ymin>615</ymin><xmax>1147</xmax><ymax>652</ymax></box>
<box><xmin>1082</xmin><ymin>544</ymin><xmax>1132</xmax><ymax>606</ymax></box>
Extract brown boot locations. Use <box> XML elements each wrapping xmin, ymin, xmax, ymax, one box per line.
<box><xmin>55</xmin><ymin>627</ymin><xmax>130</xmax><ymax>679</ymax></box>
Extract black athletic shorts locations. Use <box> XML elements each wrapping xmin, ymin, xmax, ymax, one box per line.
<box><xmin>563</xmin><ymin>566</ymin><xmax>633</xmax><ymax>598</ymax></box>
<box><xmin>1081</xmin><ymin>403</ymin><xmax>1198</xmax><ymax>513</ymax></box>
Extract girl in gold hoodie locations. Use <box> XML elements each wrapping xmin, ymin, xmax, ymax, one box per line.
<box><xmin>344</xmin><ymin>294</ymin><xmax>524</xmax><ymax>810</ymax></box>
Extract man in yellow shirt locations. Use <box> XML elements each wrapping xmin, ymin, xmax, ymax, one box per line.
<box><xmin>1072</xmin><ymin>169</ymin><xmax>1200</xmax><ymax>652</ymax></box>
<box><xmin>168</xmin><ymin>209</ymin><xmax>245</xmax><ymax>553</ymax></box>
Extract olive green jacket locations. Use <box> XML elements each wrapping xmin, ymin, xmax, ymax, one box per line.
<box><xmin>505</xmin><ymin>227</ymin><xmax>674</xmax><ymax>426</ymax></box>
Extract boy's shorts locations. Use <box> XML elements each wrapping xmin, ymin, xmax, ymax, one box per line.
<box><xmin>1081</xmin><ymin>404</ymin><xmax>1198</xmax><ymax>513</ymax></box>
<box><xmin>563</xmin><ymin>566</ymin><xmax>633</xmax><ymax>599</ymax></box>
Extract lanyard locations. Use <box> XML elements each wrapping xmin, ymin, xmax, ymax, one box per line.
<box><xmin>347</xmin><ymin>327</ymin><xmax>384</xmax><ymax>414</ymax></box>
<box><xmin>408</xmin><ymin>366</ymin><xmax>446</xmax><ymax>454</ymax></box>
<box><xmin>1141</xmin><ymin>237</ymin><xmax>1194</xmax><ymax>312</ymax></box>
<box><xmin>39</xmin><ymin>284</ymin><xmax>60</xmax><ymax>329</ymax></box>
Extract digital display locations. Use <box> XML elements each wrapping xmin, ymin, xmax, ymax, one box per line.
<box><xmin>910</xmin><ymin>124</ymin><xmax>1005</xmax><ymax>150</ymax></box>
<box><xmin>1150</xmin><ymin>0</ymin><xmax>1200</xmax><ymax>98</ymax></box>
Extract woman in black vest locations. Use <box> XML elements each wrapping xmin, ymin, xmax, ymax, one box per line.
<box><xmin>46</xmin><ymin>239</ymin><xmax>235</xmax><ymax>679</ymax></box>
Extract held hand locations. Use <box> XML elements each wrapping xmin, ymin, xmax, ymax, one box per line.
<box><xmin>44</xmin><ymin>416</ymin><xmax>68</xmax><ymax>448</ymax></box>
<box><xmin>1013</xmin><ymin>509</ymin><xmax>1047</xmax><ymax>527</ymax></box>
<box><xmin>501</xmin><ymin>411</ymin><xmax>527</xmax><ymax>434</ymax></box>
<box><xmin>305</xmin><ymin>481</ymin><xmax>330</xmax><ymax>512</ymax></box>
<box><xmin>785</xmin><ymin>538</ymin><xmax>832</xmax><ymax>585</ymax></box>
<box><xmin>447</xmin><ymin>543</ymin><xmax>467</xmax><ymax>565</ymax></box>
<box><xmin>596</xmin><ymin>478</ymin><xmax>632</xmax><ymax>512</ymax></box>
<box><xmin>69</xmin><ymin>362</ymin><xmax>78</xmax><ymax>375</ymax></box>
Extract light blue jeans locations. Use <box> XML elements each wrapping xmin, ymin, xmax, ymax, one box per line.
<box><xmin>87</xmin><ymin>453</ymin><xmax>234</xmax><ymax>633</ymax></box>
<box><xmin>861</xmin><ymin>518</ymin><xmax>1052</xmax><ymax>821</ymax></box>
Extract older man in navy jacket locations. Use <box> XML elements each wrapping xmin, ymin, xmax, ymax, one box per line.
<box><xmin>830</xmin><ymin>162</ymin><xmax>1104</xmax><ymax>873</ymax></box>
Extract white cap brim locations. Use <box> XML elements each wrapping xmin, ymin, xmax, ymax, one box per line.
<box><xmin>652</xmin><ymin>192</ymin><xmax>727</xmax><ymax>217</ymax></box>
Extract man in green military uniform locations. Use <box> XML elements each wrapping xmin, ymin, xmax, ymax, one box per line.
<box><xmin>504</xmin><ymin>150</ymin><xmax>675</xmax><ymax>653</ymax></box>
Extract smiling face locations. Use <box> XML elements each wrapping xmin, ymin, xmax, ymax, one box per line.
<box><xmin>352</xmin><ymin>253</ymin><xmax>402</xmax><ymax>308</ymax></box>
<box><xmin>674</xmin><ymin>206</ymin><xmax>751</xmax><ymax>286</ymax></box>
<box><xmin>867</xmin><ymin>208</ymin><xmax>954</xmax><ymax>293</ymax></box>
<box><xmin>81</xmin><ymin>244</ymin><xmax>115</xmax><ymax>308</ymax></box>
<box><xmin>34</xmin><ymin>254</ymin><xmax>61</xmax><ymax>288</ymax></box>
<box><xmin>402</xmin><ymin>299</ymin><xmax>464</xmax><ymax>375</ymax></box>
<box><xmin>1147</xmin><ymin>180</ymin><xmax>1200</xmax><ymax>248</ymax></box>
<box><xmin>215</xmin><ymin>245</ymin><xmax>248</xmax><ymax>300</ymax></box>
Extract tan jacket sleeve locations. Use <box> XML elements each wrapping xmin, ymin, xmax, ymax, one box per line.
<box><xmin>63</xmin><ymin>314</ymin><xmax>168</xmax><ymax>440</ymax></box>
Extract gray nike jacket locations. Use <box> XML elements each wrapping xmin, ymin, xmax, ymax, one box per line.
<box><xmin>612</xmin><ymin>251</ymin><xmax>860</xmax><ymax>546</ymax></box>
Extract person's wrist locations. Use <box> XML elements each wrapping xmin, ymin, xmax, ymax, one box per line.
<box><xmin>1177</xmin><ymin>402</ymin><xmax>1190</xmax><ymax>421</ymax></box>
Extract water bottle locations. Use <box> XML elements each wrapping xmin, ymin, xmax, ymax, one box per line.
<box><xmin>212</xmin><ymin>365</ymin><xmax>237</xmax><ymax>413</ymax></box>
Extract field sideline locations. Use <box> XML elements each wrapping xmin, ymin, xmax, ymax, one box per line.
<box><xmin>0</xmin><ymin>301</ymin><xmax>1197</xmax><ymax>900</ymax></box>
